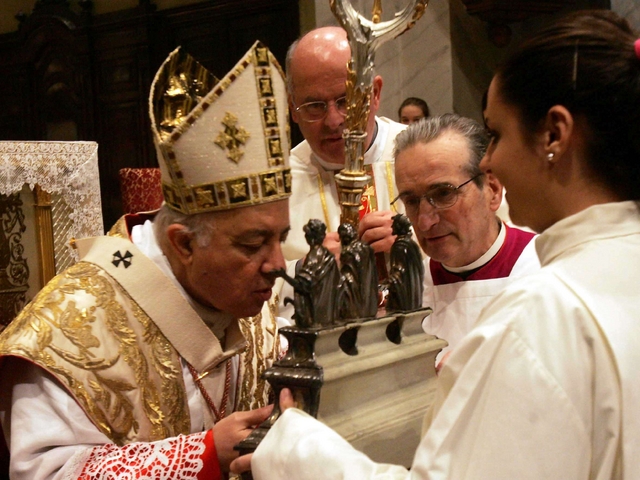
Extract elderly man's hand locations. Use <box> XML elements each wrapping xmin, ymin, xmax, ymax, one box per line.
<box><xmin>229</xmin><ymin>389</ymin><xmax>296</xmax><ymax>475</ymax></box>
<box><xmin>212</xmin><ymin>404</ymin><xmax>273</xmax><ymax>472</ymax></box>
<box><xmin>358</xmin><ymin>210</ymin><xmax>396</xmax><ymax>253</ymax></box>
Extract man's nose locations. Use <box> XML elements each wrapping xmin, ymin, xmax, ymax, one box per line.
<box><xmin>323</xmin><ymin>101</ymin><xmax>345</xmax><ymax>129</ymax></box>
<box><xmin>263</xmin><ymin>242</ymin><xmax>286</xmax><ymax>274</ymax></box>
<box><xmin>416</xmin><ymin>199</ymin><xmax>440</xmax><ymax>232</ymax></box>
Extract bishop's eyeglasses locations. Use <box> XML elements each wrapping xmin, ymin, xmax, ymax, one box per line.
<box><xmin>293</xmin><ymin>96</ymin><xmax>348</xmax><ymax>123</ymax></box>
<box><xmin>391</xmin><ymin>173</ymin><xmax>484</xmax><ymax>213</ymax></box>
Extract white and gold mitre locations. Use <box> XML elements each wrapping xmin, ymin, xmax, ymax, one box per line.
<box><xmin>149</xmin><ymin>42</ymin><xmax>291</xmax><ymax>214</ymax></box>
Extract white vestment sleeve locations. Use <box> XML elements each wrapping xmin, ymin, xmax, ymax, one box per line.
<box><xmin>416</xmin><ymin>275</ymin><xmax>616</xmax><ymax>479</ymax></box>
<box><xmin>252</xmin><ymin>409</ymin><xmax>411</xmax><ymax>480</ymax></box>
<box><xmin>413</xmin><ymin>327</ymin><xmax>591</xmax><ymax>478</ymax></box>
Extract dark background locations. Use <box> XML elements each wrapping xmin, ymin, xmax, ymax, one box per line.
<box><xmin>0</xmin><ymin>0</ymin><xmax>301</xmax><ymax>229</ymax></box>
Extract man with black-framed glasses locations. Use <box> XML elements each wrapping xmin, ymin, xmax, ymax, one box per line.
<box><xmin>393</xmin><ymin>114</ymin><xmax>540</xmax><ymax>366</ymax></box>
<box><xmin>281</xmin><ymin>26</ymin><xmax>406</xmax><ymax>263</ymax></box>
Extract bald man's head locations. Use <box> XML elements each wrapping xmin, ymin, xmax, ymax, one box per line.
<box><xmin>286</xmin><ymin>27</ymin><xmax>350</xmax><ymax>96</ymax></box>
<box><xmin>285</xmin><ymin>27</ymin><xmax>383</xmax><ymax>165</ymax></box>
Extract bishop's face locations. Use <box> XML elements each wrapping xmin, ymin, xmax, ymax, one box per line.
<box><xmin>179</xmin><ymin>200</ymin><xmax>290</xmax><ymax>318</ymax></box>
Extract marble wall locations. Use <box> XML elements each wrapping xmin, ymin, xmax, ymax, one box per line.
<box><xmin>612</xmin><ymin>0</ymin><xmax>640</xmax><ymax>30</ymax></box>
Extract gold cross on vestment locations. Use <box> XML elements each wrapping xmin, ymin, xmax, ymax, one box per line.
<box><xmin>214</xmin><ymin>112</ymin><xmax>250</xmax><ymax>163</ymax></box>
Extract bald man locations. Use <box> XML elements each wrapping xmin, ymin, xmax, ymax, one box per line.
<box><xmin>282</xmin><ymin>27</ymin><xmax>406</xmax><ymax>261</ymax></box>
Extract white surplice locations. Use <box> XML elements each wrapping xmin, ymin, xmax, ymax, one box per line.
<box><xmin>422</xmin><ymin>222</ymin><xmax>540</xmax><ymax>362</ymax></box>
<box><xmin>252</xmin><ymin>201</ymin><xmax>640</xmax><ymax>479</ymax></box>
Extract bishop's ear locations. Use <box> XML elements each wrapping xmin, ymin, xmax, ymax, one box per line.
<box><xmin>166</xmin><ymin>224</ymin><xmax>194</xmax><ymax>264</ymax></box>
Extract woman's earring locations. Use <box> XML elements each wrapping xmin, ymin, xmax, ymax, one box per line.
<box><xmin>547</xmin><ymin>152</ymin><xmax>555</xmax><ymax>162</ymax></box>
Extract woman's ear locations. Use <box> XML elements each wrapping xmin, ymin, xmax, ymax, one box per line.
<box><xmin>483</xmin><ymin>172</ymin><xmax>504</xmax><ymax>212</ymax></box>
<box><xmin>543</xmin><ymin>105</ymin><xmax>575</xmax><ymax>158</ymax></box>
<box><xmin>166</xmin><ymin>224</ymin><xmax>194</xmax><ymax>265</ymax></box>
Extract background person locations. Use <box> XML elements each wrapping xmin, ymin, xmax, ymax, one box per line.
<box><xmin>398</xmin><ymin>96</ymin><xmax>430</xmax><ymax>124</ymax></box>
<box><xmin>234</xmin><ymin>10</ymin><xmax>640</xmax><ymax>479</ymax></box>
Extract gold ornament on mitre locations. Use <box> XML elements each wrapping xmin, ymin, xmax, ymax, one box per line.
<box><xmin>149</xmin><ymin>41</ymin><xmax>291</xmax><ymax>214</ymax></box>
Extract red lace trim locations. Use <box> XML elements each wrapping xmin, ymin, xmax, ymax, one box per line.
<box><xmin>77</xmin><ymin>430</ymin><xmax>220</xmax><ymax>479</ymax></box>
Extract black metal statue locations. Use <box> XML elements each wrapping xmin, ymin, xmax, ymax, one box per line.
<box><xmin>386</xmin><ymin>214</ymin><xmax>424</xmax><ymax>312</ymax></box>
<box><xmin>337</xmin><ymin>222</ymin><xmax>378</xmax><ymax>320</ymax></box>
<box><xmin>280</xmin><ymin>219</ymin><xmax>340</xmax><ymax>328</ymax></box>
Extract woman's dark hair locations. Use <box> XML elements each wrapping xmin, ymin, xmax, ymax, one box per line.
<box><xmin>398</xmin><ymin>97</ymin><xmax>430</xmax><ymax>119</ymax></box>
<box><xmin>496</xmin><ymin>9</ymin><xmax>640</xmax><ymax>200</ymax></box>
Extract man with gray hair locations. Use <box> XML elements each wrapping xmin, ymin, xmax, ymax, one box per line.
<box><xmin>392</xmin><ymin>113</ymin><xmax>540</xmax><ymax>363</ymax></box>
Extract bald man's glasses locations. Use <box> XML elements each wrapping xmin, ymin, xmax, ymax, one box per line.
<box><xmin>391</xmin><ymin>173</ymin><xmax>484</xmax><ymax>213</ymax></box>
<box><xmin>293</xmin><ymin>96</ymin><xmax>348</xmax><ymax>122</ymax></box>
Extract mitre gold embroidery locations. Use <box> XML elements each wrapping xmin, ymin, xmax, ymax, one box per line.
<box><xmin>214</xmin><ymin>112</ymin><xmax>250</xmax><ymax>164</ymax></box>
<box><xmin>195</xmin><ymin>187</ymin><xmax>216</xmax><ymax>208</ymax></box>
<box><xmin>230</xmin><ymin>181</ymin><xmax>248</xmax><ymax>200</ymax></box>
<box><xmin>263</xmin><ymin>176</ymin><xmax>277</xmax><ymax>195</ymax></box>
